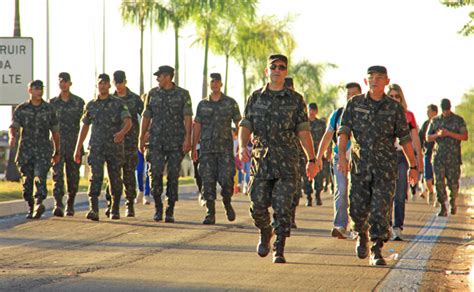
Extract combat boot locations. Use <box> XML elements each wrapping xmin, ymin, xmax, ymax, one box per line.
<box><xmin>291</xmin><ymin>208</ymin><xmax>297</xmax><ymax>229</ymax></box>
<box><xmin>52</xmin><ymin>195</ymin><xmax>65</xmax><ymax>217</ymax></box>
<box><xmin>203</xmin><ymin>200</ymin><xmax>216</xmax><ymax>225</ymax></box>
<box><xmin>356</xmin><ymin>231</ymin><xmax>369</xmax><ymax>259</ymax></box>
<box><xmin>438</xmin><ymin>202</ymin><xmax>448</xmax><ymax>217</ymax></box>
<box><xmin>32</xmin><ymin>197</ymin><xmax>46</xmax><ymax>219</ymax></box>
<box><xmin>26</xmin><ymin>199</ymin><xmax>34</xmax><ymax>219</ymax></box>
<box><xmin>86</xmin><ymin>196</ymin><xmax>99</xmax><ymax>221</ymax></box>
<box><xmin>257</xmin><ymin>227</ymin><xmax>273</xmax><ymax>257</ymax></box>
<box><xmin>449</xmin><ymin>198</ymin><xmax>457</xmax><ymax>215</ymax></box>
<box><xmin>272</xmin><ymin>235</ymin><xmax>286</xmax><ymax>264</ymax></box>
<box><xmin>305</xmin><ymin>195</ymin><xmax>313</xmax><ymax>207</ymax></box>
<box><xmin>125</xmin><ymin>200</ymin><xmax>135</xmax><ymax>217</ymax></box>
<box><xmin>110</xmin><ymin>196</ymin><xmax>121</xmax><ymax>220</ymax></box>
<box><xmin>315</xmin><ymin>191</ymin><xmax>323</xmax><ymax>206</ymax></box>
<box><xmin>104</xmin><ymin>194</ymin><xmax>112</xmax><ymax>218</ymax></box>
<box><xmin>65</xmin><ymin>193</ymin><xmax>76</xmax><ymax>216</ymax></box>
<box><xmin>223</xmin><ymin>198</ymin><xmax>236</xmax><ymax>222</ymax></box>
<box><xmin>369</xmin><ymin>240</ymin><xmax>387</xmax><ymax>266</ymax></box>
<box><xmin>165</xmin><ymin>201</ymin><xmax>175</xmax><ymax>223</ymax></box>
<box><xmin>153</xmin><ymin>197</ymin><xmax>163</xmax><ymax>222</ymax></box>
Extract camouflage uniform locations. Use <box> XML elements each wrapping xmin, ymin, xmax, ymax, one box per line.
<box><xmin>195</xmin><ymin>94</ymin><xmax>241</xmax><ymax>222</ymax></box>
<box><xmin>337</xmin><ymin>93</ymin><xmax>411</xmax><ymax>242</ymax></box>
<box><xmin>289</xmin><ymin>143</ymin><xmax>306</xmax><ymax>227</ymax></box>
<box><xmin>303</xmin><ymin>118</ymin><xmax>326</xmax><ymax>202</ymax></box>
<box><xmin>82</xmin><ymin>95</ymin><xmax>130</xmax><ymax>214</ymax></box>
<box><xmin>143</xmin><ymin>84</ymin><xmax>193</xmax><ymax>218</ymax></box>
<box><xmin>49</xmin><ymin>94</ymin><xmax>85</xmax><ymax>212</ymax></box>
<box><xmin>427</xmin><ymin>113</ymin><xmax>467</xmax><ymax>208</ymax></box>
<box><xmin>10</xmin><ymin>100</ymin><xmax>59</xmax><ymax>205</ymax></box>
<box><xmin>105</xmin><ymin>89</ymin><xmax>144</xmax><ymax>207</ymax></box>
<box><xmin>240</xmin><ymin>85</ymin><xmax>309</xmax><ymax>237</ymax></box>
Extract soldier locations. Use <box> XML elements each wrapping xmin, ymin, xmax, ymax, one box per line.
<box><xmin>426</xmin><ymin>98</ymin><xmax>468</xmax><ymax>216</ymax></box>
<box><xmin>192</xmin><ymin>73</ymin><xmax>241</xmax><ymax>224</ymax></box>
<box><xmin>239</xmin><ymin>54</ymin><xmax>317</xmax><ymax>264</ymax></box>
<box><xmin>104</xmin><ymin>71</ymin><xmax>144</xmax><ymax>217</ymax></box>
<box><xmin>74</xmin><ymin>73</ymin><xmax>131</xmax><ymax>221</ymax></box>
<box><xmin>419</xmin><ymin>104</ymin><xmax>438</xmax><ymax>205</ymax></box>
<box><xmin>303</xmin><ymin>103</ymin><xmax>326</xmax><ymax>206</ymax></box>
<box><xmin>337</xmin><ymin>66</ymin><xmax>418</xmax><ymax>266</ymax></box>
<box><xmin>9</xmin><ymin>80</ymin><xmax>61</xmax><ymax>219</ymax></box>
<box><xmin>50</xmin><ymin>72</ymin><xmax>85</xmax><ymax>217</ymax></box>
<box><xmin>139</xmin><ymin>65</ymin><xmax>193</xmax><ymax>223</ymax></box>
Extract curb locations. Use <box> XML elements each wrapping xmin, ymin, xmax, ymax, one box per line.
<box><xmin>0</xmin><ymin>184</ymin><xmax>198</xmax><ymax>218</ymax></box>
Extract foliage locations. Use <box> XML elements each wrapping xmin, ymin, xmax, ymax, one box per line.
<box><xmin>440</xmin><ymin>0</ymin><xmax>474</xmax><ymax>36</ymax></box>
<box><xmin>455</xmin><ymin>87</ymin><xmax>474</xmax><ymax>175</ymax></box>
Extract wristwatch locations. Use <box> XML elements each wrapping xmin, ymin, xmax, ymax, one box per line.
<box><xmin>308</xmin><ymin>158</ymin><xmax>316</xmax><ymax>163</ymax></box>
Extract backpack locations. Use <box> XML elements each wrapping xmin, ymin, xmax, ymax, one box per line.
<box><xmin>332</xmin><ymin>107</ymin><xmax>344</xmax><ymax>144</ymax></box>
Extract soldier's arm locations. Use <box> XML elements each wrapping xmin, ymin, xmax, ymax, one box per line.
<box><xmin>74</xmin><ymin>123</ymin><xmax>90</xmax><ymax>164</ymax></box>
<box><xmin>445</xmin><ymin>128</ymin><xmax>468</xmax><ymax>141</ymax></box>
<box><xmin>298</xmin><ymin>130</ymin><xmax>316</xmax><ymax>161</ymax></box>
<box><xmin>8</xmin><ymin>126</ymin><xmax>16</xmax><ymax>147</ymax></box>
<box><xmin>191</xmin><ymin>122</ymin><xmax>201</xmax><ymax>162</ymax></box>
<box><xmin>238</xmin><ymin>126</ymin><xmax>251</xmax><ymax>162</ymax></box>
<box><xmin>426</xmin><ymin>120</ymin><xmax>438</xmax><ymax>142</ymax></box>
<box><xmin>183</xmin><ymin>115</ymin><xmax>193</xmax><ymax>153</ymax></box>
<box><xmin>51</xmin><ymin>131</ymin><xmax>61</xmax><ymax>164</ymax></box>
<box><xmin>139</xmin><ymin>116</ymin><xmax>151</xmax><ymax>153</ymax></box>
<box><xmin>401</xmin><ymin>141</ymin><xmax>419</xmax><ymax>186</ymax></box>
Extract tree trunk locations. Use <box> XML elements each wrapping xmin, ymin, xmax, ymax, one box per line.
<box><xmin>201</xmin><ymin>27</ymin><xmax>210</xmax><ymax>99</ymax></box>
<box><xmin>139</xmin><ymin>21</ymin><xmax>144</xmax><ymax>95</ymax></box>
<box><xmin>13</xmin><ymin>0</ymin><xmax>21</xmax><ymax>36</ymax></box>
<box><xmin>174</xmin><ymin>24</ymin><xmax>180</xmax><ymax>86</ymax></box>
<box><xmin>224</xmin><ymin>54</ymin><xmax>230</xmax><ymax>95</ymax></box>
<box><xmin>242</xmin><ymin>65</ymin><xmax>248</xmax><ymax>105</ymax></box>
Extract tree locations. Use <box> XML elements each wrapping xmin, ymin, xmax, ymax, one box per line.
<box><xmin>454</xmin><ymin>87</ymin><xmax>474</xmax><ymax>175</ymax></box>
<box><xmin>440</xmin><ymin>0</ymin><xmax>474</xmax><ymax>36</ymax></box>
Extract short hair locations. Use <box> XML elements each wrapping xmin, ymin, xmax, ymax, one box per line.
<box><xmin>427</xmin><ymin>104</ymin><xmax>438</xmax><ymax>113</ymax></box>
<box><xmin>308</xmin><ymin>103</ymin><xmax>318</xmax><ymax>111</ymax></box>
<box><xmin>345</xmin><ymin>82</ymin><xmax>361</xmax><ymax>92</ymax></box>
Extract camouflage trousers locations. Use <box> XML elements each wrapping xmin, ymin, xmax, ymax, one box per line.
<box><xmin>105</xmin><ymin>146</ymin><xmax>138</xmax><ymax>203</ymax></box>
<box><xmin>198</xmin><ymin>152</ymin><xmax>235</xmax><ymax>202</ymax></box>
<box><xmin>249</xmin><ymin>176</ymin><xmax>296</xmax><ymax>237</ymax></box>
<box><xmin>349</xmin><ymin>174</ymin><xmax>395</xmax><ymax>242</ymax></box>
<box><xmin>291</xmin><ymin>156</ymin><xmax>306</xmax><ymax>210</ymax></box>
<box><xmin>87</xmin><ymin>148</ymin><xmax>124</xmax><ymax>199</ymax></box>
<box><xmin>52</xmin><ymin>153</ymin><xmax>81</xmax><ymax>200</ymax></box>
<box><xmin>146</xmin><ymin>148</ymin><xmax>184</xmax><ymax>203</ymax></box>
<box><xmin>303</xmin><ymin>171</ymin><xmax>323</xmax><ymax>196</ymax></box>
<box><xmin>18</xmin><ymin>157</ymin><xmax>51</xmax><ymax>202</ymax></box>
<box><xmin>433</xmin><ymin>160</ymin><xmax>460</xmax><ymax>204</ymax></box>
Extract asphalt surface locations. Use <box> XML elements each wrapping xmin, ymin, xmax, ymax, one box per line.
<box><xmin>0</xmin><ymin>189</ymin><xmax>472</xmax><ymax>291</ymax></box>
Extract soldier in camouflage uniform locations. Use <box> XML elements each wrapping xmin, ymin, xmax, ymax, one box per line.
<box><xmin>139</xmin><ymin>65</ymin><xmax>193</xmax><ymax>223</ymax></box>
<box><xmin>192</xmin><ymin>73</ymin><xmax>241</xmax><ymax>224</ymax></box>
<box><xmin>74</xmin><ymin>74</ymin><xmax>131</xmax><ymax>221</ymax></box>
<box><xmin>337</xmin><ymin>66</ymin><xmax>418</xmax><ymax>266</ymax></box>
<box><xmin>9</xmin><ymin>80</ymin><xmax>61</xmax><ymax>219</ymax></box>
<box><xmin>50</xmin><ymin>72</ymin><xmax>85</xmax><ymax>217</ymax></box>
<box><xmin>303</xmin><ymin>103</ymin><xmax>326</xmax><ymax>206</ymax></box>
<box><xmin>239</xmin><ymin>54</ymin><xmax>317</xmax><ymax>264</ymax></box>
<box><xmin>104</xmin><ymin>71</ymin><xmax>144</xmax><ymax>217</ymax></box>
<box><xmin>426</xmin><ymin>98</ymin><xmax>468</xmax><ymax>216</ymax></box>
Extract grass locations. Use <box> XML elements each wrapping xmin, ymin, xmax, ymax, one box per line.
<box><xmin>0</xmin><ymin>176</ymin><xmax>195</xmax><ymax>202</ymax></box>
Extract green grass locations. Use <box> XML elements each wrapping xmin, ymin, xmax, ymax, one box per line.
<box><xmin>0</xmin><ymin>176</ymin><xmax>195</xmax><ymax>202</ymax></box>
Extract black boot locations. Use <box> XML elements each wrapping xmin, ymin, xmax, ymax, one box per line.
<box><xmin>291</xmin><ymin>208</ymin><xmax>297</xmax><ymax>229</ymax></box>
<box><xmin>449</xmin><ymin>198</ymin><xmax>457</xmax><ymax>215</ymax></box>
<box><xmin>165</xmin><ymin>201</ymin><xmax>175</xmax><ymax>223</ymax></box>
<box><xmin>105</xmin><ymin>193</ymin><xmax>112</xmax><ymax>217</ymax></box>
<box><xmin>305</xmin><ymin>195</ymin><xmax>313</xmax><ymax>207</ymax></box>
<box><xmin>272</xmin><ymin>235</ymin><xmax>286</xmax><ymax>264</ymax></box>
<box><xmin>86</xmin><ymin>196</ymin><xmax>99</xmax><ymax>221</ymax></box>
<box><xmin>26</xmin><ymin>199</ymin><xmax>34</xmax><ymax>219</ymax></box>
<box><xmin>257</xmin><ymin>227</ymin><xmax>273</xmax><ymax>257</ymax></box>
<box><xmin>223</xmin><ymin>198</ymin><xmax>236</xmax><ymax>222</ymax></box>
<box><xmin>315</xmin><ymin>191</ymin><xmax>322</xmax><ymax>206</ymax></box>
<box><xmin>203</xmin><ymin>200</ymin><xmax>216</xmax><ymax>225</ymax></box>
<box><xmin>370</xmin><ymin>240</ymin><xmax>387</xmax><ymax>266</ymax></box>
<box><xmin>153</xmin><ymin>197</ymin><xmax>163</xmax><ymax>222</ymax></box>
<box><xmin>125</xmin><ymin>200</ymin><xmax>135</xmax><ymax>217</ymax></box>
<box><xmin>356</xmin><ymin>231</ymin><xmax>369</xmax><ymax>259</ymax></box>
<box><xmin>32</xmin><ymin>197</ymin><xmax>46</xmax><ymax>219</ymax></box>
<box><xmin>438</xmin><ymin>202</ymin><xmax>448</xmax><ymax>217</ymax></box>
<box><xmin>53</xmin><ymin>195</ymin><xmax>65</xmax><ymax>217</ymax></box>
<box><xmin>65</xmin><ymin>193</ymin><xmax>76</xmax><ymax>216</ymax></box>
<box><xmin>110</xmin><ymin>196</ymin><xmax>121</xmax><ymax>220</ymax></box>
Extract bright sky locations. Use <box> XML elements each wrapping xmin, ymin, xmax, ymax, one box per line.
<box><xmin>1</xmin><ymin>0</ymin><xmax>473</xmax><ymax>131</ymax></box>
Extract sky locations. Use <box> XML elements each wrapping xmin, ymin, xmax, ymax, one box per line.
<box><xmin>1</xmin><ymin>0</ymin><xmax>473</xmax><ymax>131</ymax></box>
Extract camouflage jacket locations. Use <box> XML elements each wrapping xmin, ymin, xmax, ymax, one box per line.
<box><xmin>143</xmin><ymin>84</ymin><xmax>193</xmax><ymax>151</ymax></box>
<box><xmin>49</xmin><ymin>93</ymin><xmax>85</xmax><ymax>156</ymax></box>
<box><xmin>240</xmin><ymin>84</ymin><xmax>310</xmax><ymax>179</ymax></box>
<box><xmin>337</xmin><ymin>93</ymin><xmax>411</xmax><ymax>180</ymax></box>
<box><xmin>195</xmin><ymin>94</ymin><xmax>241</xmax><ymax>154</ymax></box>
<box><xmin>81</xmin><ymin>95</ymin><xmax>131</xmax><ymax>152</ymax></box>
<box><xmin>114</xmin><ymin>88</ymin><xmax>143</xmax><ymax>149</ymax></box>
<box><xmin>10</xmin><ymin>99</ymin><xmax>59</xmax><ymax>165</ymax></box>
<box><xmin>427</xmin><ymin>112</ymin><xmax>467</xmax><ymax>165</ymax></box>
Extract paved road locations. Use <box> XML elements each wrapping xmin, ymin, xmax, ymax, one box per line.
<box><xmin>0</xmin><ymin>189</ymin><xmax>471</xmax><ymax>291</ymax></box>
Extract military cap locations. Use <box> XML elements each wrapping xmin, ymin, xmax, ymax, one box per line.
<box><xmin>210</xmin><ymin>73</ymin><xmax>222</xmax><ymax>81</ymax></box>
<box><xmin>284</xmin><ymin>77</ymin><xmax>294</xmax><ymax>88</ymax></box>
<box><xmin>153</xmin><ymin>65</ymin><xmax>174</xmax><ymax>76</ymax></box>
<box><xmin>367</xmin><ymin>65</ymin><xmax>387</xmax><ymax>75</ymax></box>
<box><xmin>29</xmin><ymin>80</ymin><xmax>44</xmax><ymax>89</ymax></box>
<box><xmin>440</xmin><ymin>98</ymin><xmax>451</xmax><ymax>111</ymax></box>
<box><xmin>308</xmin><ymin>102</ymin><xmax>318</xmax><ymax>110</ymax></box>
<box><xmin>58</xmin><ymin>72</ymin><xmax>71</xmax><ymax>82</ymax></box>
<box><xmin>268</xmin><ymin>54</ymin><xmax>288</xmax><ymax>65</ymax></box>
<box><xmin>97</xmin><ymin>73</ymin><xmax>110</xmax><ymax>83</ymax></box>
<box><xmin>113</xmin><ymin>70</ymin><xmax>126</xmax><ymax>83</ymax></box>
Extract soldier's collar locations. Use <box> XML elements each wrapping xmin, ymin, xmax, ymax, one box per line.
<box><xmin>261</xmin><ymin>83</ymin><xmax>289</xmax><ymax>97</ymax></box>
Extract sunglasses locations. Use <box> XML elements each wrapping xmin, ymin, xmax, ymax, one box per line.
<box><xmin>269</xmin><ymin>64</ymin><xmax>287</xmax><ymax>71</ymax></box>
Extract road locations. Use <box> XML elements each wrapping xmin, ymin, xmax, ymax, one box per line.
<box><xmin>0</xmin><ymin>188</ymin><xmax>472</xmax><ymax>291</ymax></box>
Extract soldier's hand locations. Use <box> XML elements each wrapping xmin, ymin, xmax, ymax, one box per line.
<box><xmin>191</xmin><ymin>149</ymin><xmax>198</xmax><ymax>162</ymax></box>
<box><xmin>315</xmin><ymin>158</ymin><xmax>323</xmax><ymax>174</ymax></box>
<box><xmin>114</xmin><ymin>131</ymin><xmax>125</xmax><ymax>144</ymax></box>
<box><xmin>182</xmin><ymin>139</ymin><xmax>191</xmax><ymax>153</ymax></box>
<box><xmin>239</xmin><ymin>147</ymin><xmax>250</xmax><ymax>162</ymax></box>
<box><xmin>437</xmin><ymin>129</ymin><xmax>446</xmax><ymax>137</ymax></box>
<box><xmin>52</xmin><ymin>152</ymin><xmax>60</xmax><ymax>165</ymax></box>
<box><xmin>407</xmin><ymin>168</ymin><xmax>419</xmax><ymax>186</ymax></box>
<box><xmin>337</xmin><ymin>158</ymin><xmax>349</xmax><ymax>176</ymax></box>
<box><xmin>74</xmin><ymin>150</ymin><xmax>82</xmax><ymax>164</ymax></box>
<box><xmin>306</xmin><ymin>161</ymin><xmax>317</xmax><ymax>180</ymax></box>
